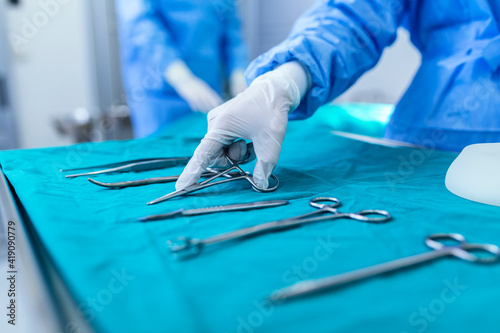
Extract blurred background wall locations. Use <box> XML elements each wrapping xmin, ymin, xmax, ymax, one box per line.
<box><xmin>0</xmin><ymin>0</ymin><xmax>420</xmax><ymax>150</ymax></box>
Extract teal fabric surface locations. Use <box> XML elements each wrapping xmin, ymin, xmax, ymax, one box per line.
<box><xmin>1</xmin><ymin>110</ymin><xmax>500</xmax><ymax>333</ymax></box>
<box><xmin>314</xmin><ymin>103</ymin><xmax>394</xmax><ymax>138</ymax></box>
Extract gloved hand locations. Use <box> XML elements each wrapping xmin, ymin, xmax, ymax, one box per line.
<box><xmin>165</xmin><ymin>60</ymin><xmax>223</xmax><ymax>113</ymax></box>
<box><xmin>229</xmin><ymin>69</ymin><xmax>248</xmax><ymax>97</ymax></box>
<box><xmin>176</xmin><ymin>61</ymin><xmax>311</xmax><ymax>190</ymax></box>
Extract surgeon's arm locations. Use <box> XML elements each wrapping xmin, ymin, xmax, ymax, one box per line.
<box><xmin>220</xmin><ymin>1</ymin><xmax>249</xmax><ymax>97</ymax></box>
<box><xmin>175</xmin><ymin>61</ymin><xmax>311</xmax><ymax>190</ymax></box>
<box><xmin>115</xmin><ymin>0</ymin><xmax>223</xmax><ymax>112</ymax></box>
<box><xmin>114</xmin><ymin>0</ymin><xmax>181</xmax><ymax>75</ymax></box>
<box><xmin>176</xmin><ymin>0</ymin><xmax>407</xmax><ymax>189</ymax></box>
<box><xmin>247</xmin><ymin>0</ymin><xmax>408</xmax><ymax>118</ymax></box>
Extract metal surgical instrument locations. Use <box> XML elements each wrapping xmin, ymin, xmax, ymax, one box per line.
<box><xmin>138</xmin><ymin>200</ymin><xmax>289</xmax><ymax>222</ymax></box>
<box><xmin>88</xmin><ymin>169</ymin><xmax>241</xmax><ymax>189</ymax></box>
<box><xmin>61</xmin><ymin>157</ymin><xmax>190</xmax><ymax>178</ymax></box>
<box><xmin>270</xmin><ymin>233</ymin><xmax>500</xmax><ymax>302</ymax></box>
<box><xmin>147</xmin><ymin>145</ymin><xmax>279</xmax><ymax>205</ymax></box>
<box><xmin>166</xmin><ymin>197</ymin><xmax>391</xmax><ymax>259</ymax></box>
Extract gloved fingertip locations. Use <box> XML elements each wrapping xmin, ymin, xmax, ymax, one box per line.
<box><xmin>175</xmin><ymin>180</ymin><xmax>188</xmax><ymax>191</ymax></box>
<box><xmin>253</xmin><ymin>164</ymin><xmax>273</xmax><ymax>190</ymax></box>
<box><xmin>174</xmin><ymin>180</ymin><xmax>187</xmax><ymax>191</ymax></box>
<box><xmin>253</xmin><ymin>176</ymin><xmax>269</xmax><ymax>190</ymax></box>
<box><xmin>175</xmin><ymin>170</ymin><xmax>199</xmax><ymax>191</ymax></box>
<box><xmin>176</xmin><ymin>139</ymin><xmax>225</xmax><ymax>190</ymax></box>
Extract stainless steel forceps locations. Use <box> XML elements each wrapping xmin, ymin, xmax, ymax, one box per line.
<box><xmin>270</xmin><ymin>233</ymin><xmax>500</xmax><ymax>302</ymax></box>
<box><xmin>148</xmin><ymin>144</ymin><xmax>279</xmax><ymax>205</ymax></box>
<box><xmin>166</xmin><ymin>197</ymin><xmax>391</xmax><ymax>259</ymax></box>
<box><xmin>61</xmin><ymin>157</ymin><xmax>190</xmax><ymax>178</ymax></box>
<box><xmin>88</xmin><ymin>169</ymin><xmax>241</xmax><ymax>189</ymax></box>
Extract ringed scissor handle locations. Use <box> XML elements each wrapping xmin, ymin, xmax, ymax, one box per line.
<box><xmin>309</xmin><ymin>197</ymin><xmax>391</xmax><ymax>223</ymax></box>
<box><xmin>148</xmin><ymin>141</ymin><xmax>279</xmax><ymax>204</ymax></box>
<box><xmin>425</xmin><ymin>233</ymin><xmax>500</xmax><ymax>263</ymax></box>
<box><xmin>224</xmin><ymin>142</ymin><xmax>279</xmax><ymax>193</ymax></box>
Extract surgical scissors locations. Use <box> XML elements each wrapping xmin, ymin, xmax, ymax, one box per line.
<box><xmin>270</xmin><ymin>233</ymin><xmax>500</xmax><ymax>302</ymax></box>
<box><xmin>61</xmin><ymin>157</ymin><xmax>190</xmax><ymax>178</ymax></box>
<box><xmin>148</xmin><ymin>144</ymin><xmax>279</xmax><ymax>205</ymax></box>
<box><xmin>166</xmin><ymin>197</ymin><xmax>391</xmax><ymax>259</ymax></box>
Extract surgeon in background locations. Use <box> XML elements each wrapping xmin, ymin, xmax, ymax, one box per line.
<box><xmin>115</xmin><ymin>0</ymin><xmax>248</xmax><ymax>138</ymax></box>
<box><xmin>176</xmin><ymin>0</ymin><xmax>500</xmax><ymax>190</ymax></box>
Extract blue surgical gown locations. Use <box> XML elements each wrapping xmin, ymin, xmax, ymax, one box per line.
<box><xmin>246</xmin><ymin>0</ymin><xmax>500</xmax><ymax>152</ymax></box>
<box><xmin>115</xmin><ymin>0</ymin><xmax>248</xmax><ymax>138</ymax></box>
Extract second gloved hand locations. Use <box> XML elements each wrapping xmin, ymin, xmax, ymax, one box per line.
<box><xmin>176</xmin><ymin>61</ymin><xmax>311</xmax><ymax>190</ymax></box>
<box><xmin>165</xmin><ymin>60</ymin><xmax>223</xmax><ymax>113</ymax></box>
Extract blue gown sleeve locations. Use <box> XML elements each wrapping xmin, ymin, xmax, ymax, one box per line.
<box><xmin>246</xmin><ymin>0</ymin><xmax>408</xmax><ymax>119</ymax></box>
<box><xmin>220</xmin><ymin>1</ymin><xmax>249</xmax><ymax>75</ymax></box>
<box><xmin>114</xmin><ymin>0</ymin><xmax>181</xmax><ymax>74</ymax></box>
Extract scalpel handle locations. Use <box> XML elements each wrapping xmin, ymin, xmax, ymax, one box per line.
<box><xmin>184</xmin><ymin>200</ymin><xmax>289</xmax><ymax>216</ymax></box>
<box><xmin>141</xmin><ymin>200</ymin><xmax>288</xmax><ymax>222</ymax></box>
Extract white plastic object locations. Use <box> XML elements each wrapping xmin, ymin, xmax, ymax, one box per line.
<box><xmin>445</xmin><ymin>143</ymin><xmax>500</xmax><ymax>207</ymax></box>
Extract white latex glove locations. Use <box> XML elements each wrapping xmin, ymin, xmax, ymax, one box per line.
<box><xmin>176</xmin><ymin>61</ymin><xmax>311</xmax><ymax>190</ymax></box>
<box><xmin>165</xmin><ymin>60</ymin><xmax>223</xmax><ymax>113</ymax></box>
<box><xmin>229</xmin><ymin>69</ymin><xmax>248</xmax><ymax>97</ymax></box>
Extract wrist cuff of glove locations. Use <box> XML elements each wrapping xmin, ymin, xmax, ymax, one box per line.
<box><xmin>260</xmin><ymin>61</ymin><xmax>312</xmax><ymax>112</ymax></box>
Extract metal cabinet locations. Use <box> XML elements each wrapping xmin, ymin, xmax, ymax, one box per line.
<box><xmin>2</xmin><ymin>0</ymin><xmax>124</xmax><ymax>149</ymax></box>
<box><xmin>0</xmin><ymin>0</ymin><xmax>18</xmax><ymax>150</ymax></box>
